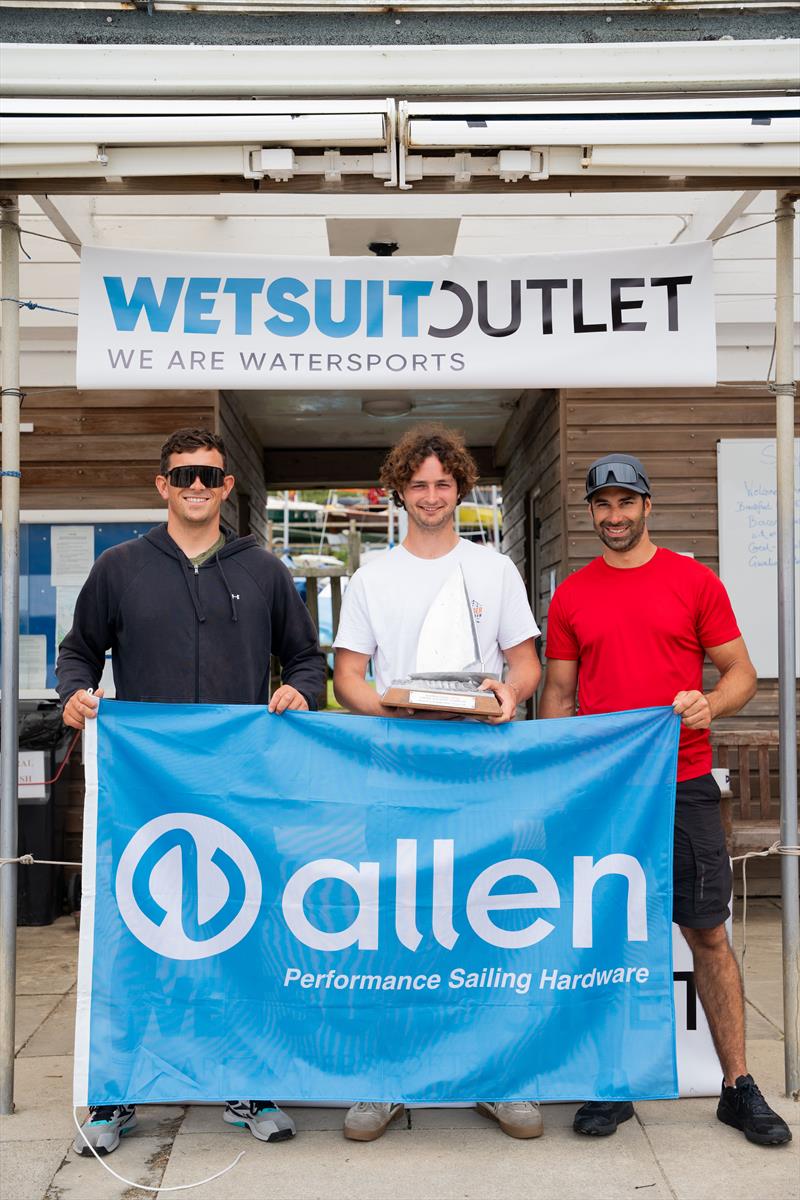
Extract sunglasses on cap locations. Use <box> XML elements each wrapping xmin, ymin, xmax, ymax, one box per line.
<box><xmin>585</xmin><ymin>462</ymin><xmax>649</xmax><ymax>495</ymax></box>
<box><xmin>165</xmin><ymin>465</ymin><xmax>226</xmax><ymax>489</ymax></box>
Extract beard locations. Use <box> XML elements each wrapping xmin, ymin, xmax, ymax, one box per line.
<box><xmin>594</xmin><ymin>511</ymin><xmax>647</xmax><ymax>553</ymax></box>
<box><xmin>406</xmin><ymin>500</ymin><xmax>458</xmax><ymax>533</ymax></box>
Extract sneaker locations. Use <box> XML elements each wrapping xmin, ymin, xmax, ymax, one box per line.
<box><xmin>343</xmin><ymin>1101</ymin><xmax>405</xmax><ymax>1142</ymax></box>
<box><xmin>476</xmin><ymin>1101</ymin><xmax>543</xmax><ymax>1139</ymax></box>
<box><xmin>72</xmin><ymin>1104</ymin><xmax>138</xmax><ymax>1156</ymax></box>
<box><xmin>573</xmin><ymin>1100</ymin><xmax>634</xmax><ymax>1136</ymax></box>
<box><xmin>716</xmin><ymin>1075</ymin><xmax>792</xmax><ymax>1146</ymax></box>
<box><xmin>223</xmin><ymin>1100</ymin><xmax>296</xmax><ymax>1142</ymax></box>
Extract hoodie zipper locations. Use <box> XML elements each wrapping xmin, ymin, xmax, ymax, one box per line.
<box><xmin>194</xmin><ymin>564</ymin><xmax>200</xmax><ymax>702</ymax></box>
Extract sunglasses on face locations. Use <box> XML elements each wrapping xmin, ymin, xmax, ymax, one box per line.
<box><xmin>165</xmin><ymin>465</ymin><xmax>226</xmax><ymax>489</ymax></box>
<box><xmin>586</xmin><ymin>462</ymin><xmax>645</xmax><ymax>491</ymax></box>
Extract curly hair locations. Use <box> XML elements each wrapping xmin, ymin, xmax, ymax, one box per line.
<box><xmin>159</xmin><ymin>428</ymin><xmax>227</xmax><ymax>476</ymax></box>
<box><xmin>379</xmin><ymin>423</ymin><xmax>479</xmax><ymax>507</ymax></box>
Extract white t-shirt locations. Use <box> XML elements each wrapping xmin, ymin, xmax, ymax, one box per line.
<box><xmin>333</xmin><ymin>538</ymin><xmax>540</xmax><ymax>694</ymax></box>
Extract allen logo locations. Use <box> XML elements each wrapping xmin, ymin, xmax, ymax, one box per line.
<box><xmin>115</xmin><ymin>813</ymin><xmax>261</xmax><ymax>960</ymax></box>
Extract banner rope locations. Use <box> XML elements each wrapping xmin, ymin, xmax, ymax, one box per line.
<box><xmin>71</xmin><ymin>1110</ymin><xmax>245</xmax><ymax>1192</ymax></box>
<box><xmin>1</xmin><ymin>218</ymin><xmax>780</xmax><ymax>252</ymax></box>
<box><xmin>711</xmin><ymin>217</ymin><xmax>779</xmax><ymax>242</ymax></box>
<box><xmin>2</xmin><ymin>841</ymin><xmax>796</xmax><ymax>873</ymax></box>
<box><xmin>0</xmin><ymin>222</ymin><xmax>80</xmax><ymax>249</ymax></box>
<box><xmin>730</xmin><ymin>842</ymin><xmax>800</xmax><ymax>994</ymax></box>
<box><xmin>0</xmin><ymin>855</ymin><xmax>82</xmax><ymax>868</ymax></box>
<box><xmin>1</xmin><ymin>729</ymin><xmax>85</xmax><ymax>867</ymax></box>
<box><xmin>21</xmin><ymin>729</ymin><xmax>83</xmax><ymax>787</ymax></box>
<box><xmin>0</xmin><ymin>295</ymin><xmax>79</xmax><ymax>317</ymax></box>
<box><xmin>0</xmin><ymin>218</ymin><xmax>32</xmax><ymax>259</ymax></box>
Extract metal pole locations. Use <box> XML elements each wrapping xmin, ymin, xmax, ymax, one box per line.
<box><xmin>283</xmin><ymin>489</ymin><xmax>290</xmax><ymax>553</ymax></box>
<box><xmin>0</xmin><ymin>197</ymin><xmax>21</xmax><ymax>1114</ymax></box>
<box><xmin>774</xmin><ymin>191</ymin><xmax>799</xmax><ymax>1099</ymax></box>
<box><xmin>491</xmin><ymin>485</ymin><xmax>501</xmax><ymax>551</ymax></box>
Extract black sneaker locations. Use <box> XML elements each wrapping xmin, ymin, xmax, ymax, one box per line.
<box><xmin>716</xmin><ymin>1075</ymin><xmax>792</xmax><ymax>1146</ymax></box>
<box><xmin>573</xmin><ymin>1100</ymin><xmax>635</xmax><ymax>1136</ymax></box>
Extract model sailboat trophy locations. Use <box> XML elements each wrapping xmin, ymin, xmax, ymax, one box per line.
<box><xmin>381</xmin><ymin>566</ymin><xmax>502</xmax><ymax>718</ymax></box>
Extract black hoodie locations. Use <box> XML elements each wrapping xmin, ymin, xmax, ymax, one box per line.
<box><xmin>56</xmin><ymin>524</ymin><xmax>326</xmax><ymax>709</ymax></box>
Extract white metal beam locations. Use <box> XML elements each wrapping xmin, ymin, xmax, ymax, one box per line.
<box><xmin>2</xmin><ymin>96</ymin><xmax>796</xmax><ymax>118</ymax></box>
<box><xmin>84</xmin><ymin>193</ymin><xmax>710</xmax><ymax>217</ymax></box>
<box><xmin>31</xmin><ymin>195</ymin><xmax>94</xmax><ymax>257</ymax></box>
<box><xmin>1</xmin><ymin>40</ymin><xmax>798</xmax><ymax>97</ymax></box>
<box><xmin>2</xmin><ymin>114</ymin><xmax>388</xmax><ymax>146</ymax></box>
<box><xmin>673</xmin><ymin>190</ymin><xmax>761</xmax><ymax>244</ymax></box>
<box><xmin>3</xmin><ymin>143</ymin><xmax>795</xmax><ymax>183</ymax></box>
<box><xmin>406</xmin><ymin>117</ymin><xmax>799</xmax><ymax>148</ymax></box>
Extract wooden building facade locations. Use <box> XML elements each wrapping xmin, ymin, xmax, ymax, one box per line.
<box><xmin>18</xmin><ymin>386</ymin><xmax>268</xmax><ymax>543</ymax></box>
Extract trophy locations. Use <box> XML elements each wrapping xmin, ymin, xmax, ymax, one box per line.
<box><xmin>381</xmin><ymin>566</ymin><xmax>502</xmax><ymax>718</ymax></box>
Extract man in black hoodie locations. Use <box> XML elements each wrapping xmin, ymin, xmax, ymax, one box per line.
<box><xmin>58</xmin><ymin>427</ymin><xmax>325</xmax><ymax>1156</ymax></box>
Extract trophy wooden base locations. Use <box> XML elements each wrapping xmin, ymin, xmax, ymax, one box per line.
<box><xmin>381</xmin><ymin>684</ymin><xmax>501</xmax><ymax>718</ymax></box>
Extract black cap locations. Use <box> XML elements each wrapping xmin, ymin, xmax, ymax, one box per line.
<box><xmin>585</xmin><ymin>454</ymin><xmax>651</xmax><ymax>501</ymax></box>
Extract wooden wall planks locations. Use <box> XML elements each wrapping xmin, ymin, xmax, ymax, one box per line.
<box><xmin>500</xmin><ymin>389</ymin><xmax>562</xmax><ymax>635</ymax></box>
<box><xmin>19</xmin><ymin>387</ymin><xmax>217</xmax><ymax>510</ymax></box>
<box><xmin>218</xmin><ymin>391</ymin><xmax>269</xmax><ymax>545</ymax></box>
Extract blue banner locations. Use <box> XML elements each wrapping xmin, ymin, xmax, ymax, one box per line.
<box><xmin>75</xmin><ymin>702</ymin><xmax>680</xmax><ymax>1106</ymax></box>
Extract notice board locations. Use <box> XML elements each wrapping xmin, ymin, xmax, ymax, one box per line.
<box><xmin>1</xmin><ymin>511</ymin><xmax>163</xmax><ymax>695</ymax></box>
<box><xmin>717</xmin><ymin>439</ymin><xmax>800</xmax><ymax>679</ymax></box>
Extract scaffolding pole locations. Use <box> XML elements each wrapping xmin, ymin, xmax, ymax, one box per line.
<box><xmin>491</xmin><ymin>485</ymin><xmax>501</xmax><ymax>551</ymax></box>
<box><xmin>774</xmin><ymin>191</ymin><xmax>799</xmax><ymax>1100</ymax></box>
<box><xmin>0</xmin><ymin>197</ymin><xmax>21</xmax><ymax>1114</ymax></box>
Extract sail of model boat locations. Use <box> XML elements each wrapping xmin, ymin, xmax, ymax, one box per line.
<box><xmin>415</xmin><ymin>565</ymin><xmax>482</xmax><ymax>674</ymax></box>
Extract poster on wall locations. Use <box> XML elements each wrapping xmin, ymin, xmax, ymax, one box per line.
<box><xmin>76</xmin><ymin>242</ymin><xmax>717</xmax><ymax>390</ymax></box>
<box><xmin>717</xmin><ymin>438</ymin><xmax>800</xmax><ymax>678</ymax></box>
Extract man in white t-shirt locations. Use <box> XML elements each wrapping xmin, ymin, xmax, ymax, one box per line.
<box><xmin>333</xmin><ymin>423</ymin><xmax>542</xmax><ymax>1143</ymax></box>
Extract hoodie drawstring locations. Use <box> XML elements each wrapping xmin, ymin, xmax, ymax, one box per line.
<box><xmin>215</xmin><ymin>553</ymin><xmax>239</xmax><ymax>622</ymax></box>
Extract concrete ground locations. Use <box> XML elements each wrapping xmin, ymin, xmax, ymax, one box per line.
<box><xmin>1</xmin><ymin>900</ymin><xmax>797</xmax><ymax>1200</ymax></box>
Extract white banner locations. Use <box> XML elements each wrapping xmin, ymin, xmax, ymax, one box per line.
<box><xmin>76</xmin><ymin>242</ymin><xmax>716</xmax><ymax>390</ymax></box>
<box><xmin>673</xmin><ymin>922</ymin><xmax>726</xmax><ymax>1097</ymax></box>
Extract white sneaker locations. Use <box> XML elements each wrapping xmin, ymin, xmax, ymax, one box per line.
<box><xmin>72</xmin><ymin>1104</ymin><xmax>138</xmax><ymax>1156</ymax></box>
<box><xmin>476</xmin><ymin>1101</ymin><xmax>544</xmax><ymax>1138</ymax></box>
<box><xmin>343</xmin><ymin>1101</ymin><xmax>405</xmax><ymax>1141</ymax></box>
<box><xmin>223</xmin><ymin>1100</ymin><xmax>296</xmax><ymax>1142</ymax></box>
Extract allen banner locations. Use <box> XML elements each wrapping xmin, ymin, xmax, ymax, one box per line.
<box><xmin>76</xmin><ymin>241</ymin><xmax>716</xmax><ymax>389</ymax></box>
<box><xmin>74</xmin><ymin>702</ymin><xmax>681</xmax><ymax>1107</ymax></box>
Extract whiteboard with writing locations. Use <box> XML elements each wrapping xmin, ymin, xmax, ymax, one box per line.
<box><xmin>717</xmin><ymin>438</ymin><xmax>800</xmax><ymax>678</ymax></box>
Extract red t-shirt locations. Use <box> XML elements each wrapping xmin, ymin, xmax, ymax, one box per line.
<box><xmin>545</xmin><ymin>548</ymin><xmax>741</xmax><ymax>782</ymax></box>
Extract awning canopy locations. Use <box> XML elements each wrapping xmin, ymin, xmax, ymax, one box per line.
<box><xmin>0</xmin><ymin>36</ymin><xmax>798</xmax><ymax>448</ymax></box>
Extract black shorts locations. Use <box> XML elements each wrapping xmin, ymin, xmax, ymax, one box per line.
<box><xmin>672</xmin><ymin>772</ymin><xmax>731</xmax><ymax>930</ymax></box>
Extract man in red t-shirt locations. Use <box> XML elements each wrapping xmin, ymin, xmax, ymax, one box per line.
<box><xmin>540</xmin><ymin>453</ymin><xmax>791</xmax><ymax>1149</ymax></box>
